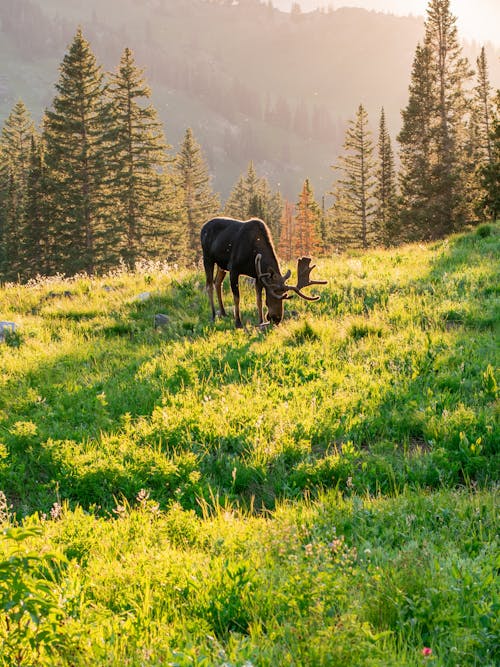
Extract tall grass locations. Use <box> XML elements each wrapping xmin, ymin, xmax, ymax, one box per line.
<box><xmin>0</xmin><ymin>225</ymin><xmax>498</xmax><ymax>665</ymax></box>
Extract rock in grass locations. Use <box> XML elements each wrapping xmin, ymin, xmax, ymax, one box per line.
<box><xmin>0</xmin><ymin>321</ymin><xmax>16</xmax><ymax>342</ymax></box>
<box><xmin>154</xmin><ymin>313</ymin><xmax>169</xmax><ymax>328</ymax></box>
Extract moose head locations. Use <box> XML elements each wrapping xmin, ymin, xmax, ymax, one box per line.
<box><xmin>255</xmin><ymin>254</ymin><xmax>327</xmax><ymax>325</ymax></box>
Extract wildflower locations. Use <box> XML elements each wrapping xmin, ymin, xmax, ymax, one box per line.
<box><xmin>304</xmin><ymin>543</ymin><xmax>313</xmax><ymax>556</ymax></box>
<box><xmin>149</xmin><ymin>503</ymin><xmax>160</xmax><ymax>516</ymax></box>
<box><xmin>50</xmin><ymin>502</ymin><xmax>62</xmax><ymax>520</ymax></box>
<box><xmin>113</xmin><ymin>504</ymin><xmax>127</xmax><ymax>518</ymax></box>
<box><xmin>0</xmin><ymin>491</ymin><xmax>12</xmax><ymax>524</ymax></box>
<box><xmin>422</xmin><ymin>647</ymin><xmax>433</xmax><ymax>657</ymax></box>
<box><xmin>329</xmin><ymin>538</ymin><xmax>343</xmax><ymax>552</ymax></box>
<box><xmin>136</xmin><ymin>488</ymin><xmax>150</xmax><ymax>505</ymax></box>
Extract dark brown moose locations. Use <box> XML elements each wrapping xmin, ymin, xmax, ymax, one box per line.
<box><xmin>200</xmin><ymin>217</ymin><xmax>327</xmax><ymax>328</ymax></box>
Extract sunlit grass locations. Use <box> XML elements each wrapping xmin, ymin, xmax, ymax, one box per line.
<box><xmin>0</xmin><ymin>225</ymin><xmax>498</xmax><ymax>664</ymax></box>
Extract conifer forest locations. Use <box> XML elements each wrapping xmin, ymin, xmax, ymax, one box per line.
<box><xmin>0</xmin><ymin>0</ymin><xmax>498</xmax><ymax>282</ymax></box>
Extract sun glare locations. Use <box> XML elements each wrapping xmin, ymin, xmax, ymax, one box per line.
<box><xmin>316</xmin><ymin>0</ymin><xmax>500</xmax><ymax>46</ymax></box>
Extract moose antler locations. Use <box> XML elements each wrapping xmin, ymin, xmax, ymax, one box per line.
<box><xmin>256</xmin><ymin>254</ymin><xmax>326</xmax><ymax>301</ymax></box>
<box><xmin>283</xmin><ymin>257</ymin><xmax>327</xmax><ymax>301</ymax></box>
<box><xmin>255</xmin><ymin>254</ymin><xmax>270</xmax><ymax>280</ymax></box>
<box><xmin>255</xmin><ymin>254</ymin><xmax>290</xmax><ymax>299</ymax></box>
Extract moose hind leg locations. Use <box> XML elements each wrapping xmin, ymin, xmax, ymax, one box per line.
<box><xmin>214</xmin><ymin>267</ymin><xmax>227</xmax><ymax>317</ymax></box>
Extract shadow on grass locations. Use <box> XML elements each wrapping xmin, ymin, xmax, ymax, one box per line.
<box><xmin>1</xmin><ymin>228</ymin><xmax>498</xmax><ymax>515</ymax></box>
<box><xmin>0</xmin><ymin>273</ymin><xmax>272</xmax><ymax>513</ymax></box>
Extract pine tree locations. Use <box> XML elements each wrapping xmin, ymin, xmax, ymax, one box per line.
<box><xmin>0</xmin><ymin>100</ymin><xmax>36</xmax><ymax>281</ymax></box>
<box><xmin>0</xmin><ymin>144</ymin><xmax>4</xmax><ymax>280</ymax></box>
<box><xmin>22</xmin><ymin>136</ymin><xmax>50</xmax><ymax>279</ymax></box>
<box><xmin>398</xmin><ymin>0</ymin><xmax>473</xmax><ymax>239</ymax></box>
<box><xmin>474</xmin><ymin>47</ymin><xmax>493</xmax><ymax>166</ymax></box>
<box><xmin>174</xmin><ymin>127</ymin><xmax>220</xmax><ymax>263</ymax></box>
<box><xmin>329</xmin><ymin>104</ymin><xmax>376</xmax><ymax>249</ymax></box>
<box><xmin>278</xmin><ymin>200</ymin><xmax>295</xmax><ymax>261</ymax></box>
<box><xmin>427</xmin><ymin>0</ymin><xmax>474</xmax><ymax>230</ymax></box>
<box><xmin>43</xmin><ymin>28</ymin><xmax>108</xmax><ymax>275</ymax></box>
<box><xmin>479</xmin><ymin>90</ymin><xmax>500</xmax><ymax>220</ymax></box>
<box><xmin>107</xmin><ymin>48</ymin><xmax>177</xmax><ymax>268</ymax></box>
<box><xmin>242</xmin><ymin>161</ymin><xmax>261</xmax><ymax>208</ymax></box>
<box><xmin>375</xmin><ymin>108</ymin><xmax>398</xmax><ymax>245</ymax></box>
<box><xmin>398</xmin><ymin>44</ymin><xmax>435</xmax><ymax>240</ymax></box>
<box><xmin>224</xmin><ymin>162</ymin><xmax>283</xmax><ymax>243</ymax></box>
<box><xmin>252</xmin><ymin>177</ymin><xmax>283</xmax><ymax>242</ymax></box>
<box><xmin>224</xmin><ymin>161</ymin><xmax>260</xmax><ymax>219</ymax></box>
<box><xmin>224</xmin><ymin>175</ymin><xmax>248</xmax><ymax>219</ymax></box>
<box><xmin>293</xmin><ymin>178</ymin><xmax>321</xmax><ymax>257</ymax></box>
<box><xmin>466</xmin><ymin>47</ymin><xmax>496</xmax><ymax>219</ymax></box>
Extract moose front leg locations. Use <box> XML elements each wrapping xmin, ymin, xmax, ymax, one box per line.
<box><xmin>214</xmin><ymin>267</ymin><xmax>227</xmax><ymax>317</ymax></box>
<box><xmin>255</xmin><ymin>281</ymin><xmax>265</xmax><ymax>325</ymax></box>
<box><xmin>230</xmin><ymin>271</ymin><xmax>243</xmax><ymax>328</ymax></box>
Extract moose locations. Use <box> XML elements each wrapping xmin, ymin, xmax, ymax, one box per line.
<box><xmin>200</xmin><ymin>216</ymin><xmax>327</xmax><ymax>328</ymax></box>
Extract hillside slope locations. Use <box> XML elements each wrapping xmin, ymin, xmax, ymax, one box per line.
<box><xmin>0</xmin><ymin>224</ymin><xmax>498</xmax><ymax>664</ymax></box>
<box><xmin>0</xmin><ymin>224</ymin><xmax>498</xmax><ymax>512</ymax></box>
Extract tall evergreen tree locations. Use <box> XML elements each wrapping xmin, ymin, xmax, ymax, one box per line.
<box><xmin>224</xmin><ymin>162</ymin><xmax>283</xmax><ymax>242</ymax></box>
<box><xmin>398</xmin><ymin>44</ymin><xmax>435</xmax><ymax>240</ymax></box>
<box><xmin>43</xmin><ymin>28</ymin><xmax>108</xmax><ymax>275</ymax></box>
<box><xmin>252</xmin><ymin>177</ymin><xmax>283</xmax><ymax>242</ymax></box>
<box><xmin>474</xmin><ymin>47</ymin><xmax>493</xmax><ymax>166</ymax></box>
<box><xmin>398</xmin><ymin>0</ymin><xmax>473</xmax><ymax>239</ymax></box>
<box><xmin>0</xmin><ymin>144</ymin><xmax>4</xmax><ymax>280</ymax></box>
<box><xmin>224</xmin><ymin>175</ymin><xmax>247</xmax><ymax>219</ymax></box>
<box><xmin>174</xmin><ymin>127</ymin><xmax>220</xmax><ymax>263</ymax></box>
<box><xmin>429</xmin><ymin>0</ymin><xmax>474</xmax><ymax>229</ymax></box>
<box><xmin>466</xmin><ymin>47</ymin><xmax>495</xmax><ymax>219</ymax></box>
<box><xmin>22</xmin><ymin>136</ymin><xmax>49</xmax><ymax>279</ymax></box>
<box><xmin>242</xmin><ymin>161</ymin><xmax>261</xmax><ymax>209</ymax></box>
<box><xmin>375</xmin><ymin>108</ymin><xmax>398</xmax><ymax>245</ymax></box>
<box><xmin>479</xmin><ymin>90</ymin><xmax>500</xmax><ymax>220</ymax></box>
<box><xmin>293</xmin><ymin>178</ymin><xmax>322</xmax><ymax>257</ymax></box>
<box><xmin>107</xmin><ymin>47</ymin><xmax>178</xmax><ymax>268</ymax></box>
<box><xmin>329</xmin><ymin>104</ymin><xmax>376</xmax><ymax>249</ymax></box>
<box><xmin>278</xmin><ymin>200</ymin><xmax>295</xmax><ymax>261</ymax></box>
<box><xmin>0</xmin><ymin>100</ymin><xmax>36</xmax><ymax>281</ymax></box>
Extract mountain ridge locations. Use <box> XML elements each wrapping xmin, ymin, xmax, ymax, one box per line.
<box><xmin>1</xmin><ymin>0</ymin><xmax>498</xmax><ymax>199</ymax></box>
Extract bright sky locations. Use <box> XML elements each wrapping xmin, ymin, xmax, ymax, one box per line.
<box><xmin>297</xmin><ymin>1</ymin><xmax>500</xmax><ymax>45</ymax></box>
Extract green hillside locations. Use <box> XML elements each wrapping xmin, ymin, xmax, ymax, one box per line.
<box><xmin>0</xmin><ymin>225</ymin><xmax>498</xmax><ymax>665</ymax></box>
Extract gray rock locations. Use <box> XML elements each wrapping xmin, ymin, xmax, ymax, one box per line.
<box><xmin>154</xmin><ymin>313</ymin><xmax>169</xmax><ymax>328</ymax></box>
<box><xmin>0</xmin><ymin>321</ymin><xmax>16</xmax><ymax>342</ymax></box>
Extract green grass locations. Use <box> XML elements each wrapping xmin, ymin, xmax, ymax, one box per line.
<box><xmin>0</xmin><ymin>225</ymin><xmax>498</xmax><ymax>665</ymax></box>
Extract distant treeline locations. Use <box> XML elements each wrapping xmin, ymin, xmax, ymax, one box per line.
<box><xmin>0</xmin><ymin>0</ymin><xmax>498</xmax><ymax>283</ymax></box>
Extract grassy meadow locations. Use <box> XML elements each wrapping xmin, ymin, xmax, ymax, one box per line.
<box><xmin>0</xmin><ymin>224</ymin><xmax>498</xmax><ymax>666</ymax></box>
